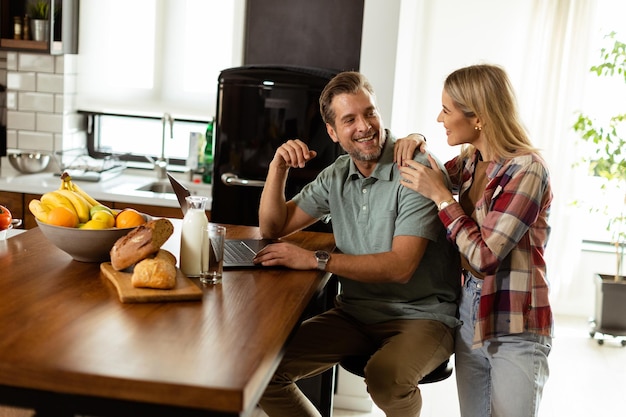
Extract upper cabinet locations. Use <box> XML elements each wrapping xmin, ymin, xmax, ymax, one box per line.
<box><xmin>0</xmin><ymin>0</ymin><xmax>78</xmax><ymax>55</ymax></box>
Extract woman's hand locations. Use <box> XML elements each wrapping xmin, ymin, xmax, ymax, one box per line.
<box><xmin>394</xmin><ymin>133</ymin><xmax>427</xmax><ymax>167</ymax></box>
<box><xmin>398</xmin><ymin>153</ymin><xmax>453</xmax><ymax>204</ymax></box>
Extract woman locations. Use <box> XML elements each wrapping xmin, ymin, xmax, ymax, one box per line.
<box><xmin>395</xmin><ymin>64</ymin><xmax>553</xmax><ymax>417</ymax></box>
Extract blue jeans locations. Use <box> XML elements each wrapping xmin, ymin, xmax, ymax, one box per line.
<box><xmin>455</xmin><ymin>273</ymin><xmax>552</xmax><ymax>417</ymax></box>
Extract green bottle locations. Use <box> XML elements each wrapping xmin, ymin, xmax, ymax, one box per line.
<box><xmin>202</xmin><ymin>119</ymin><xmax>214</xmax><ymax>184</ymax></box>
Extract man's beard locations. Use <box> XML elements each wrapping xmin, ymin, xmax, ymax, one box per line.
<box><xmin>346</xmin><ymin>130</ymin><xmax>385</xmax><ymax>162</ymax></box>
<box><xmin>347</xmin><ymin>146</ymin><xmax>382</xmax><ymax>162</ymax></box>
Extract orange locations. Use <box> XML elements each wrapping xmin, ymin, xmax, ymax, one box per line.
<box><xmin>47</xmin><ymin>206</ymin><xmax>79</xmax><ymax>228</ymax></box>
<box><xmin>115</xmin><ymin>208</ymin><xmax>146</xmax><ymax>228</ymax></box>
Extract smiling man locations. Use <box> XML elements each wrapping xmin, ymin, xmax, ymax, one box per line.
<box><xmin>256</xmin><ymin>71</ymin><xmax>461</xmax><ymax>417</ymax></box>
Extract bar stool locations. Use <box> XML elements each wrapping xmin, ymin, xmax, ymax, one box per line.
<box><xmin>339</xmin><ymin>355</ymin><xmax>453</xmax><ymax>383</ymax></box>
<box><xmin>328</xmin><ymin>355</ymin><xmax>453</xmax><ymax>416</ymax></box>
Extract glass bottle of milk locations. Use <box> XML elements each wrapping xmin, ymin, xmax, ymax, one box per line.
<box><xmin>180</xmin><ymin>196</ymin><xmax>209</xmax><ymax>276</ymax></box>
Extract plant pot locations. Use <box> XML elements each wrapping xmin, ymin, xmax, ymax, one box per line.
<box><xmin>31</xmin><ymin>19</ymin><xmax>49</xmax><ymax>42</ymax></box>
<box><xmin>591</xmin><ymin>274</ymin><xmax>626</xmax><ymax>344</ymax></box>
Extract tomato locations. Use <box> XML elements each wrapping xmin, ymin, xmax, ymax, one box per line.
<box><xmin>0</xmin><ymin>205</ymin><xmax>12</xmax><ymax>231</ymax></box>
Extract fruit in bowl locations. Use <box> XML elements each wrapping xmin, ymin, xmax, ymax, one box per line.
<box><xmin>29</xmin><ymin>173</ymin><xmax>150</xmax><ymax>262</ymax></box>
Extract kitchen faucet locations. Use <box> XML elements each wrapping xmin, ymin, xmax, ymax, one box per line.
<box><xmin>146</xmin><ymin>113</ymin><xmax>174</xmax><ymax>180</ymax></box>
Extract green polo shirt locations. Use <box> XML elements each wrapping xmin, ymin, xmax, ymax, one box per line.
<box><xmin>293</xmin><ymin>131</ymin><xmax>461</xmax><ymax>327</ymax></box>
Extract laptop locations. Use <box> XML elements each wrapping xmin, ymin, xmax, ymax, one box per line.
<box><xmin>223</xmin><ymin>239</ymin><xmax>273</xmax><ymax>268</ymax></box>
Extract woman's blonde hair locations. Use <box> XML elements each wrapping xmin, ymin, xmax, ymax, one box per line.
<box><xmin>444</xmin><ymin>64</ymin><xmax>537</xmax><ymax>163</ymax></box>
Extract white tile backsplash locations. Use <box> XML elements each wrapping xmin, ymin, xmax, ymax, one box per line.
<box><xmin>5</xmin><ymin>52</ymin><xmax>84</xmax><ymax>154</ymax></box>
<box><xmin>62</xmin><ymin>113</ymin><xmax>83</xmax><ymax>132</ymax></box>
<box><xmin>37</xmin><ymin>73</ymin><xmax>64</xmax><ymax>94</ymax></box>
<box><xmin>36</xmin><ymin>113</ymin><xmax>64</xmax><ymax>133</ymax></box>
<box><xmin>7</xmin><ymin>72</ymin><xmax>36</xmax><ymax>91</ymax></box>
<box><xmin>7</xmin><ymin>110</ymin><xmax>35</xmax><ymax>130</ymax></box>
<box><xmin>17</xmin><ymin>130</ymin><xmax>55</xmax><ymax>152</ymax></box>
<box><xmin>19</xmin><ymin>92</ymin><xmax>55</xmax><ymax>113</ymax></box>
<box><xmin>6</xmin><ymin>92</ymin><xmax>17</xmax><ymax>110</ymax></box>
<box><xmin>6</xmin><ymin>52</ymin><xmax>17</xmax><ymax>71</ymax></box>
<box><xmin>18</xmin><ymin>54</ymin><xmax>55</xmax><ymax>73</ymax></box>
<box><xmin>7</xmin><ymin>130</ymin><xmax>17</xmax><ymax>149</ymax></box>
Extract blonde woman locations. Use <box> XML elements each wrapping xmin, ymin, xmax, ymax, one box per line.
<box><xmin>395</xmin><ymin>64</ymin><xmax>553</xmax><ymax>417</ymax></box>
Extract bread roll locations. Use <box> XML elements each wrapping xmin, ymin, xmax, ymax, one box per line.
<box><xmin>132</xmin><ymin>257</ymin><xmax>177</xmax><ymax>289</ymax></box>
<box><xmin>154</xmin><ymin>249</ymin><xmax>177</xmax><ymax>265</ymax></box>
<box><xmin>110</xmin><ymin>218</ymin><xmax>174</xmax><ymax>270</ymax></box>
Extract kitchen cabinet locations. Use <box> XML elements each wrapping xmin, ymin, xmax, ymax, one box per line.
<box><xmin>0</xmin><ymin>0</ymin><xmax>78</xmax><ymax>54</ymax></box>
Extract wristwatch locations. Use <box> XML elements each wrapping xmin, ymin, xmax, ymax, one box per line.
<box><xmin>438</xmin><ymin>198</ymin><xmax>456</xmax><ymax>211</ymax></box>
<box><xmin>314</xmin><ymin>250</ymin><xmax>331</xmax><ymax>271</ymax></box>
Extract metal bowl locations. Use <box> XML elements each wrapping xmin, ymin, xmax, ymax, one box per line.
<box><xmin>8</xmin><ymin>152</ymin><xmax>51</xmax><ymax>174</ymax></box>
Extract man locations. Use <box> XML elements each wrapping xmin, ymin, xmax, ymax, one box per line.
<box><xmin>255</xmin><ymin>71</ymin><xmax>460</xmax><ymax>417</ymax></box>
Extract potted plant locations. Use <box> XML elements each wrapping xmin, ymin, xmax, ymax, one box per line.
<box><xmin>28</xmin><ymin>0</ymin><xmax>50</xmax><ymax>42</ymax></box>
<box><xmin>573</xmin><ymin>31</ymin><xmax>626</xmax><ymax>344</ymax></box>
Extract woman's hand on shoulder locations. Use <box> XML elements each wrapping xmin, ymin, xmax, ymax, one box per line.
<box><xmin>394</xmin><ymin>133</ymin><xmax>427</xmax><ymax>166</ymax></box>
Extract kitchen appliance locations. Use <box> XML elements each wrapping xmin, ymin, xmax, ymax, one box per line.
<box><xmin>211</xmin><ymin>66</ymin><xmax>341</xmax><ymax>414</ymax></box>
<box><xmin>211</xmin><ymin>65</ymin><xmax>344</xmax><ymax>233</ymax></box>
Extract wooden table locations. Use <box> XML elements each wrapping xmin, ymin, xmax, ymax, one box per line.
<box><xmin>0</xmin><ymin>222</ymin><xmax>335</xmax><ymax>417</ymax></box>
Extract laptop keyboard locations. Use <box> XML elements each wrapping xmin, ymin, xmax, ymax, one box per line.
<box><xmin>224</xmin><ymin>241</ymin><xmax>255</xmax><ymax>265</ymax></box>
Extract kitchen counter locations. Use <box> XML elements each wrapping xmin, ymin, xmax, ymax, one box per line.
<box><xmin>0</xmin><ymin>164</ymin><xmax>212</xmax><ymax>209</ymax></box>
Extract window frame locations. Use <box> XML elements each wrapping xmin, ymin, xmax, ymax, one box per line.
<box><xmin>81</xmin><ymin>111</ymin><xmax>209</xmax><ymax>170</ymax></box>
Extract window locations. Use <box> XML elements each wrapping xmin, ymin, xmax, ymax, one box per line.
<box><xmin>574</xmin><ymin>2</ymin><xmax>626</xmax><ymax>244</ymax></box>
<box><xmin>84</xmin><ymin>112</ymin><xmax>209</xmax><ymax>169</ymax></box>
<box><xmin>77</xmin><ymin>0</ymin><xmax>244</xmax><ymax>165</ymax></box>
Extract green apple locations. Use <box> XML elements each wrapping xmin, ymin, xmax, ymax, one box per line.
<box><xmin>90</xmin><ymin>204</ymin><xmax>113</xmax><ymax>219</ymax></box>
<box><xmin>90</xmin><ymin>210</ymin><xmax>115</xmax><ymax>228</ymax></box>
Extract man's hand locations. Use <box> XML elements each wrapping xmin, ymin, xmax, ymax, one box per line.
<box><xmin>273</xmin><ymin>139</ymin><xmax>318</xmax><ymax>169</ymax></box>
<box><xmin>253</xmin><ymin>242</ymin><xmax>316</xmax><ymax>270</ymax></box>
<box><xmin>394</xmin><ymin>133</ymin><xmax>427</xmax><ymax>167</ymax></box>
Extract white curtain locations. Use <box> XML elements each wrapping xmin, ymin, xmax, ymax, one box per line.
<box><xmin>517</xmin><ymin>0</ymin><xmax>598</xmax><ymax>303</ymax></box>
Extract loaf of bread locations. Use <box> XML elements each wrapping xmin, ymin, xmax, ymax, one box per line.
<box><xmin>110</xmin><ymin>218</ymin><xmax>174</xmax><ymax>271</ymax></box>
<box><xmin>131</xmin><ymin>253</ymin><xmax>177</xmax><ymax>289</ymax></box>
<box><xmin>154</xmin><ymin>248</ymin><xmax>177</xmax><ymax>265</ymax></box>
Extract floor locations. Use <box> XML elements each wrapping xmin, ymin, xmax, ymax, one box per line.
<box><xmin>1</xmin><ymin>315</ymin><xmax>624</xmax><ymax>417</ymax></box>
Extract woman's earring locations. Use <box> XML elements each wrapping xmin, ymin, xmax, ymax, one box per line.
<box><xmin>474</xmin><ymin>126</ymin><xmax>482</xmax><ymax>131</ymax></box>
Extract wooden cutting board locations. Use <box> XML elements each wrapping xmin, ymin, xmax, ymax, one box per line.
<box><xmin>100</xmin><ymin>262</ymin><xmax>203</xmax><ymax>303</ymax></box>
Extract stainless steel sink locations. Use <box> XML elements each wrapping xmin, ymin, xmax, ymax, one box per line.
<box><xmin>136</xmin><ymin>182</ymin><xmax>175</xmax><ymax>194</ymax></box>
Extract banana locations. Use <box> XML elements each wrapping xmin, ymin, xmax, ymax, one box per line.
<box><xmin>28</xmin><ymin>199</ymin><xmax>53</xmax><ymax>223</ymax></box>
<box><xmin>70</xmin><ymin>182</ymin><xmax>101</xmax><ymax>208</ymax></box>
<box><xmin>60</xmin><ymin>172</ymin><xmax>101</xmax><ymax>207</ymax></box>
<box><xmin>56</xmin><ymin>189</ymin><xmax>91</xmax><ymax>223</ymax></box>
<box><xmin>41</xmin><ymin>191</ymin><xmax>78</xmax><ymax>218</ymax></box>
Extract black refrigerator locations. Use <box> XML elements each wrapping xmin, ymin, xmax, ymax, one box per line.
<box><xmin>211</xmin><ymin>65</ymin><xmax>342</xmax><ymax>416</ymax></box>
<box><xmin>211</xmin><ymin>65</ymin><xmax>344</xmax><ymax>232</ymax></box>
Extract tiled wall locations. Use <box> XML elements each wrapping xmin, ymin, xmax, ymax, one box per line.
<box><xmin>5</xmin><ymin>51</ymin><xmax>86</xmax><ymax>158</ymax></box>
<box><xmin>0</xmin><ymin>52</ymin><xmax>6</xmax><ymax>139</ymax></box>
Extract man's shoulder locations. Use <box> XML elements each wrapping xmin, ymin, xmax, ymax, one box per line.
<box><xmin>323</xmin><ymin>154</ymin><xmax>352</xmax><ymax>174</ymax></box>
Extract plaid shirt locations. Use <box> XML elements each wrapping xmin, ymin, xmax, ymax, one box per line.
<box><xmin>440</xmin><ymin>150</ymin><xmax>553</xmax><ymax>347</ymax></box>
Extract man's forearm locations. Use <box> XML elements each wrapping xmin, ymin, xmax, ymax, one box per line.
<box><xmin>258</xmin><ymin>164</ymin><xmax>290</xmax><ymax>238</ymax></box>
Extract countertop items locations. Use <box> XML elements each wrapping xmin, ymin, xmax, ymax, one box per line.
<box><xmin>0</xmin><ymin>164</ymin><xmax>212</xmax><ymax>209</ymax></box>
